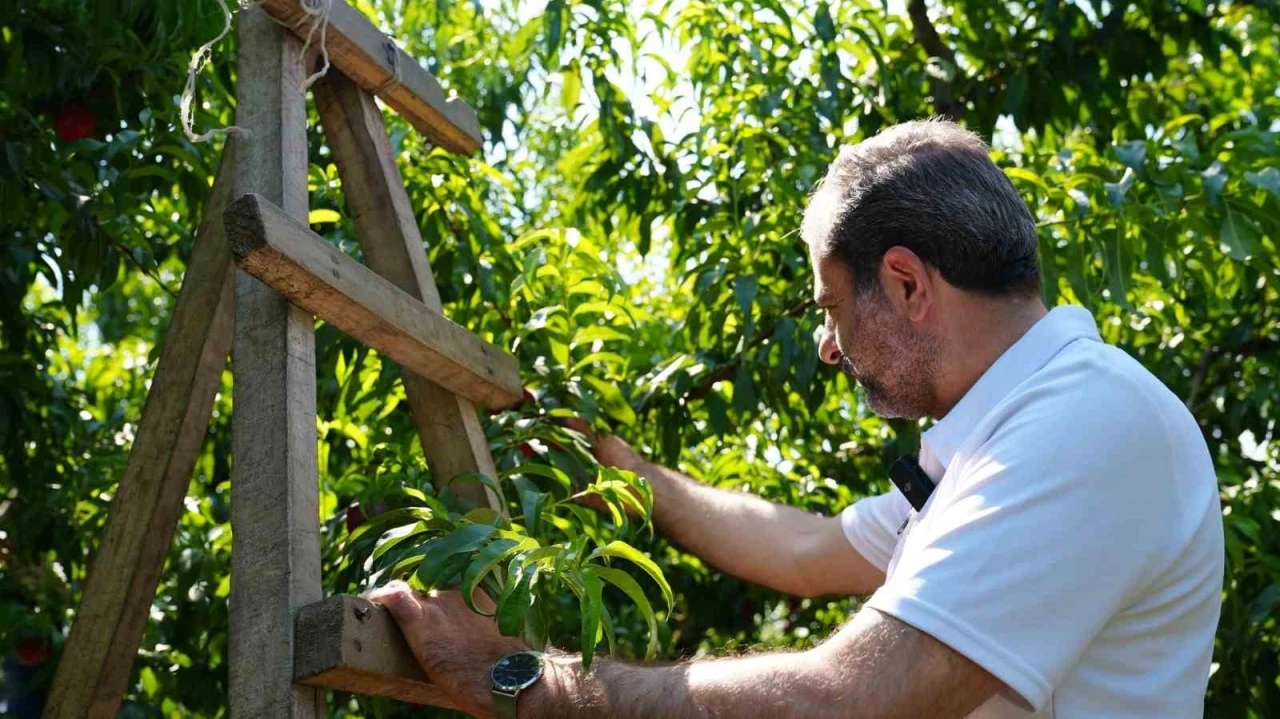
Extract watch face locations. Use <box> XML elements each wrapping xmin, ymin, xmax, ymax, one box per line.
<box><xmin>492</xmin><ymin>651</ymin><xmax>544</xmax><ymax>692</ymax></box>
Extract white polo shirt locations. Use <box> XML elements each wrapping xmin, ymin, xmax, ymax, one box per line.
<box><xmin>840</xmin><ymin>305</ymin><xmax>1223</xmax><ymax>718</ymax></box>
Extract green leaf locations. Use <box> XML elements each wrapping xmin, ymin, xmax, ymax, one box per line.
<box><xmin>1244</xmin><ymin>167</ymin><xmax>1280</xmax><ymax>200</ymax></box>
<box><xmin>583</xmin><ymin>375</ymin><xmax>637</xmax><ymax>426</ymax></box>
<box><xmin>543</xmin><ymin>0</ymin><xmax>565</xmax><ymax>57</ymax></box>
<box><xmin>572</xmin><ymin>325</ymin><xmax>633</xmax><ymax>347</ymax></box>
<box><xmin>590</xmin><ymin>541</ymin><xmax>673</xmax><ymax>612</ymax></box>
<box><xmin>371</xmin><ymin>522</ymin><xmax>430</xmax><ymax>563</ymax></box>
<box><xmin>601</xmin><ymin>465</ymin><xmax>653</xmax><ymax>525</ymax></box>
<box><xmin>1201</xmin><ymin>162</ymin><xmax>1227</xmax><ymax>208</ymax></box>
<box><xmin>140</xmin><ymin>666</ymin><xmax>158</xmax><ymax>697</ymax></box>
<box><xmin>461</xmin><ymin>537</ymin><xmax>532</xmax><ymax>615</ymax></box>
<box><xmin>1104</xmin><ymin>167</ymin><xmax>1136</xmax><ymax>210</ymax></box>
<box><xmin>498</xmin><ymin>563</ymin><xmax>535</xmax><ymax>637</ymax></box>
<box><xmin>416</xmin><ymin>523</ymin><xmax>498</xmax><ymax>589</ymax></box>
<box><xmin>444</xmin><ymin>472</ymin><xmax>507</xmax><ymax>507</ymax></box>
<box><xmin>1004</xmin><ymin>166</ymin><xmax>1047</xmax><ymax>192</ymax></box>
<box><xmin>308</xmin><ymin>208</ymin><xmax>341</xmax><ymax>224</ymax></box>
<box><xmin>1220</xmin><ymin>208</ymin><xmax>1260</xmax><ymax>262</ymax></box>
<box><xmin>578</xmin><ymin>568</ymin><xmax>603</xmax><ymax>670</ymax></box>
<box><xmin>347</xmin><ymin>507</ymin><xmax>436</xmax><ymax>545</ymax></box>
<box><xmin>734</xmin><ymin>274</ymin><xmax>757</xmax><ymax>323</ymax></box>
<box><xmin>814</xmin><ymin>2</ymin><xmax>835</xmax><ymax>42</ymax></box>
<box><xmin>588</xmin><ymin>565</ymin><xmax>660</xmax><ymax>659</ymax></box>
<box><xmin>562</xmin><ymin>60</ymin><xmax>582</xmax><ymax>113</ymax></box>
<box><xmin>511</xmin><ymin>475</ymin><xmax>548</xmax><ymax>535</ymax></box>
<box><xmin>504</xmin><ymin>462</ymin><xmax>573</xmax><ymax>492</ymax></box>
<box><xmin>571</xmin><ymin>351</ymin><xmax>627</xmax><ymax>375</ymax></box>
<box><xmin>1113</xmin><ymin>140</ymin><xmax>1146</xmax><ymax>171</ymax></box>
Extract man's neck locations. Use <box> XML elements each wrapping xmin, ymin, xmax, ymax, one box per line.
<box><xmin>930</xmin><ymin>295</ymin><xmax>1048</xmax><ymax>420</ymax></box>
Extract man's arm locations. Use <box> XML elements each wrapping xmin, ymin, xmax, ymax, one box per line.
<box><xmin>589</xmin><ymin>433</ymin><xmax>884</xmax><ymax>598</ymax></box>
<box><xmin>369</xmin><ymin>583</ymin><xmax>1003</xmax><ymax>719</ymax></box>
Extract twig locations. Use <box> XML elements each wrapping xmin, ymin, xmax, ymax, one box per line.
<box><xmin>907</xmin><ymin>0</ymin><xmax>963</xmax><ymax>120</ymax></box>
<box><xmin>651</xmin><ymin>297</ymin><xmax>816</xmax><ymax>407</ymax></box>
<box><xmin>1185</xmin><ymin>336</ymin><xmax>1279</xmax><ymax>411</ymax></box>
<box><xmin>108</xmin><ymin>235</ymin><xmax>178</xmax><ymax>297</ymax></box>
<box><xmin>1184</xmin><ymin>345</ymin><xmax>1217</xmax><ymax>410</ymax></box>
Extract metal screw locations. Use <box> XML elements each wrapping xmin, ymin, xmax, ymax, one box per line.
<box><xmin>354</xmin><ymin>605</ymin><xmax>371</xmax><ymax>621</ymax></box>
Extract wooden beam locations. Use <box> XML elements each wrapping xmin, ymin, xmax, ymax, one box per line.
<box><xmin>257</xmin><ymin>0</ymin><xmax>481</xmax><ymax>155</ymax></box>
<box><xmin>228</xmin><ymin>10</ymin><xmax>324</xmax><ymax>719</ymax></box>
<box><xmin>42</xmin><ymin>141</ymin><xmax>239</xmax><ymax>719</ymax></box>
<box><xmin>223</xmin><ymin>193</ymin><xmax>523</xmax><ymax>410</ymax></box>
<box><xmin>294</xmin><ymin>595</ymin><xmax>457</xmax><ymax>708</ymax></box>
<box><xmin>313</xmin><ymin>71</ymin><xmax>505</xmax><ymax>510</ymax></box>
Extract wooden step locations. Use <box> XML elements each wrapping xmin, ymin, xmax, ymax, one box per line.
<box><xmin>223</xmin><ymin>193</ymin><xmax>522</xmax><ymax>410</ymax></box>
<box><xmin>257</xmin><ymin>0</ymin><xmax>482</xmax><ymax>154</ymax></box>
<box><xmin>295</xmin><ymin>595</ymin><xmax>455</xmax><ymax>708</ymax></box>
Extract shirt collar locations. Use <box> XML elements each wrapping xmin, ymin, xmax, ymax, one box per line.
<box><xmin>921</xmin><ymin>305</ymin><xmax>1102</xmax><ymax>470</ymax></box>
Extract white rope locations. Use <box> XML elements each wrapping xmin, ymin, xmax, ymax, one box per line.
<box><xmin>181</xmin><ymin>0</ymin><xmax>243</xmax><ymax>143</ymax></box>
<box><xmin>180</xmin><ymin>0</ymin><xmax>335</xmax><ymax>144</ymax></box>
<box><xmin>296</xmin><ymin>0</ymin><xmax>334</xmax><ymax>91</ymax></box>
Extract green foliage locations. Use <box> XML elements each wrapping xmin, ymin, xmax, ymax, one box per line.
<box><xmin>342</xmin><ymin>423</ymin><xmax>668</xmax><ymax>672</ymax></box>
<box><xmin>1</xmin><ymin>0</ymin><xmax>1278</xmax><ymax>717</ymax></box>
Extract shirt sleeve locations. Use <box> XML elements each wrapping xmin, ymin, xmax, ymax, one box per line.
<box><xmin>865</xmin><ymin>387</ymin><xmax>1170</xmax><ymax>711</ymax></box>
<box><xmin>839</xmin><ymin>490</ymin><xmax>911</xmax><ymax>573</ymax></box>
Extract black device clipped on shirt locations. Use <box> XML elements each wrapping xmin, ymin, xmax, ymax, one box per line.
<box><xmin>889</xmin><ymin>456</ymin><xmax>936</xmax><ymax>511</ymax></box>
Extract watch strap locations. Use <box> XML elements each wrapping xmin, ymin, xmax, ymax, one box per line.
<box><xmin>492</xmin><ymin>687</ymin><xmax>520</xmax><ymax>719</ymax></box>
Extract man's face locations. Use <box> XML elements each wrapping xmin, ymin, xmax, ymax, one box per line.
<box><xmin>812</xmin><ymin>253</ymin><xmax>940</xmax><ymax>420</ymax></box>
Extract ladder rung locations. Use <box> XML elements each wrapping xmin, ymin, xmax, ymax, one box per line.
<box><xmin>295</xmin><ymin>595</ymin><xmax>457</xmax><ymax>708</ymax></box>
<box><xmin>223</xmin><ymin>193</ymin><xmax>522</xmax><ymax>410</ymax></box>
<box><xmin>256</xmin><ymin>0</ymin><xmax>482</xmax><ymax>155</ymax></box>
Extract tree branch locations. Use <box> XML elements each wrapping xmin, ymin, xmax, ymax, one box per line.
<box><xmin>1184</xmin><ymin>335</ymin><xmax>1279</xmax><ymax>411</ymax></box>
<box><xmin>650</xmin><ymin>298</ymin><xmax>815</xmax><ymax>408</ymax></box>
<box><xmin>907</xmin><ymin>0</ymin><xmax>963</xmax><ymax>120</ymax></box>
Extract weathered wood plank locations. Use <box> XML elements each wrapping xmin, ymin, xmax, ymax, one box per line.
<box><xmin>258</xmin><ymin>0</ymin><xmax>481</xmax><ymax>154</ymax></box>
<box><xmin>42</xmin><ymin>141</ymin><xmax>239</xmax><ymax>719</ymax></box>
<box><xmin>313</xmin><ymin>71</ymin><xmax>505</xmax><ymax>510</ymax></box>
<box><xmin>228</xmin><ymin>10</ymin><xmax>324</xmax><ymax>719</ymax></box>
<box><xmin>223</xmin><ymin>193</ymin><xmax>523</xmax><ymax>410</ymax></box>
<box><xmin>294</xmin><ymin>595</ymin><xmax>457</xmax><ymax>708</ymax></box>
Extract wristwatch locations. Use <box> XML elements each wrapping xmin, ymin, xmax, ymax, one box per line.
<box><xmin>490</xmin><ymin>650</ymin><xmax>545</xmax><ymax>719</ymax></box>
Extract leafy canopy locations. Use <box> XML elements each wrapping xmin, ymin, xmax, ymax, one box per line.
<box><xmin>0</xmin><ymin>0</ymin><xmax>1277</xmax><ymax>716</ymax></box>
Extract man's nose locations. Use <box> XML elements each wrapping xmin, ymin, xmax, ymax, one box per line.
<box><xmin>818</xmin><ymin>328</ymin><xmax>843</xmax><ymax>365</ymax></box>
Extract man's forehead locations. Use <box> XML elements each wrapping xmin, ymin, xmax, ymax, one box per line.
<box><xmin>811</xmin><ymin>255</ymin><xmax>847</xmax><ymax>303</ymax></box>
<box><xmin>800</xmin><ymin>184</ymin><xmax>842</xmax><ymax>251</ymax></box>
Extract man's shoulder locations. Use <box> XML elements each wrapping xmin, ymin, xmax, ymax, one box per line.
<box><xmin>972</xmin><ymin>336</ymin><xmax>1210</xmax><ymax>487</ymax></box>
<box><xmin>1013</xmin><ymin>336</ymin><xmax>1198</xmax><ymax>441</ymax></box>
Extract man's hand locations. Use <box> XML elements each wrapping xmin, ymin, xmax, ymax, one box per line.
<box><xmin>366</xmin><ymin>581</ymin><xmax>528</xmax><ymax>719</ymax></box>
<box><xmin>561</xmin><ymin>418</ymin><xmax>650</xmax><ymax>517</ymax></box>
<box><xmin>561</xmin><ymin>417</ymin><xmax>646</xmax><ymax>473</ymax></box>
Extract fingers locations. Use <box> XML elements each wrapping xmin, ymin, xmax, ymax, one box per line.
<box><xmin>366</xmin><ymin>580</ymin><xmax>426</xmax><ymax>626</ymax></box>
<box><xmin>559</xmin><ymin>416</ymin><xmax>596</xmax><ymax>442</ymax></box>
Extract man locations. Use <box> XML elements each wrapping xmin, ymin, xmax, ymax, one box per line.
<box><xmin>370</xmin><ymin>119</ymin><xmax>1224</xmax><ymax>718</ymax></box>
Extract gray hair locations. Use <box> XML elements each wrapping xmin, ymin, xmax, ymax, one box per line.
<box><xmin>802</xmin><ymin>119</ymin><xmax>1041</xmax><ymax>297</ymax></box>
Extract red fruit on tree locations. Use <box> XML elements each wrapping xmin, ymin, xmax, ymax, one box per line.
<box><xmin>55</xmin><ymin>105</ymin><xmax>96</xmax><ymax>143</ymax></box>
<box><xmin>345</xmin><ymin>504</ymin><xmax>366</xmax><ymax>533</ymax></box>
<box><xmin>519</xmin><ymin>443</ymin><xmax>536</xmax><ymax>458</ymax></box>
<box><xmin>15</xmin><ymin>637</ymin><xmax>49</xmax><ymax>666</ymax></box>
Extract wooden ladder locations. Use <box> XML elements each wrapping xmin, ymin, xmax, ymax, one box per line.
<box><xmin>44</xmin><ymin>2</ymin><xmax>511</xmax><ymax>716</ymax></box>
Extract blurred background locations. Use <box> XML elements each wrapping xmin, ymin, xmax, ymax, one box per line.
<box><xmin>0</xmin><ymin>0</ymin><xmax>1276</xmax><ymax>716</ymax></box>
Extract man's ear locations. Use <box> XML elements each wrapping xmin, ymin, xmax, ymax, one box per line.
<box><xmin>879</xmin><ymin>246</ymin><xmax>933</xmax><ymax>322</ymax></box>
